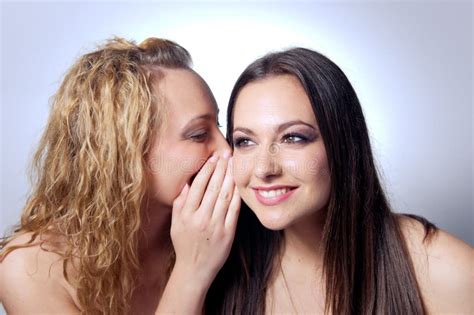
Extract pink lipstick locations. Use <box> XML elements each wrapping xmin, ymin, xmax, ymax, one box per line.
<box><xmin>252</xmin><ymin>185</ymin><xmax>298</xmax><ymax>206</ymax></box>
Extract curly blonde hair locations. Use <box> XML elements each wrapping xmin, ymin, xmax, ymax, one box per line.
<box><xmin>0</xmin><ymin>37</ymin><xmax>192</xmax><ymax>314</ymax></box>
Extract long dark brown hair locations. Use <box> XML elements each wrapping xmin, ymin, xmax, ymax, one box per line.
<box><xmin>206</xmin><ymin>48</ymin><xmax>436</xmax><ymax>314</ymax></box>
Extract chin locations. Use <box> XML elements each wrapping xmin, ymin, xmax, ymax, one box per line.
<box><xmin>252</xmin><ymin>208</ymin><xmax>293</xmax><ymax>231</ymax></box>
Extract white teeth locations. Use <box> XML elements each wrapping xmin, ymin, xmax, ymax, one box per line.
<box><xmin>258</xmin><ymin>188</ymin><xmax>291</xmax><ymax>198</ymax></box>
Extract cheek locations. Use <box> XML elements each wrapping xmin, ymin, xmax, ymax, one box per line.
<box><xmin>147</xmin><ymin>145</ymin><xmax>208</xmax><ymax>205</ymax></box>
<box><xmin>284</xmin><ymin>148</ymin><xmax>330</xmax><ymax>186</ymax></box>
<box><xmin>232</xmin><ymin>152</ymin><xmax>252</xmax><ymax>188</ymax></box>
<box><xmin>172</xmin><ymin>149</ymin><xmax>209</xmax><ymax>184</ymax></box>
<box><xmin>304</xmin><ymin>151</ymin><xmax>331</xmax><ymax>195</ymax></box>
<box><xmin>306</xmin><ymin>158</ymin><xmax>330</xmax><ymax>179</ymax></box>
<box><xmin>146</xmin><ymin>150</ymin><xmax>180</xmax><ymax>205</ymax></box>
<box><xmin>173</xmin><ymin>153</ymin><xmax>207</xmax><ymax>179</ymax></box>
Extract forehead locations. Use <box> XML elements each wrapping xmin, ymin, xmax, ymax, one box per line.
<box><xmin>233</xmin><ymin>75</ymin><xmax>317</xmax><ymax>129</ymax></box>
<box><xmin>153</xmin><ymin>68</ymin><xmax>217</xmax><ymax>127</ymax></box>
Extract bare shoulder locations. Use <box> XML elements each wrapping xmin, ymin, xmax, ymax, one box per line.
<box><xmin>398</xmin><ymin>215</ymin><xmax>473</xmax><ymax>314</ymax></box>
<box><xmin>0</xmin><ymin>232</ymin><xmax>81</xmax><ymax>314</ymax></box>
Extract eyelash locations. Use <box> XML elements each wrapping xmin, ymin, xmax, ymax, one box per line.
<box><xmin>188</xmin><ymin>120</ymin><xmax>221</xmax><ymax>143</ymax></box>
<box><xmin>233</xmin><ymin>133</ymin><xmax>310</xmax><ymax>148</ymax></box>
<box><xmin>283</xmin><ymin>133</ymin><xmax>309</xmax><ymax>144</ymax></box>
<box><xmin>190</xmin><ymin>131</ymin><xmax>209</xmax><ymax>142</ymax></box>
<box><xmin>233</xmin><ymin>137</ymin><xmax>251</xmax><ymax>147</ymax></box>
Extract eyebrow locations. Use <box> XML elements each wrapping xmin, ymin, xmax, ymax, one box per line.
<box><xmin>233</xmin><ymin>120</ymin><xmax>316</xmax><ymax>135</ymax></box>
<box><xmin>183</xmin><ymin>114</ymin><xmax>214</xmax><ymax>130</ymax></box>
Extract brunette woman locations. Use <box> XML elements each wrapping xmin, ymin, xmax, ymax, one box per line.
<box><xmin>207</xmin><ymin>48</ymin><xmax>473</xmax><ymax>314</ymax></box>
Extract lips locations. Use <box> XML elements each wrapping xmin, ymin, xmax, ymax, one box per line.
<box><xmin>252</xmin><ymin>185</ymin><xmax>298</xmax><ymax>206</ymax></box>
<box><xmin>258</xmin><ymin>187</ymin><xmax>292</xmax><ymax>198</ymax></box>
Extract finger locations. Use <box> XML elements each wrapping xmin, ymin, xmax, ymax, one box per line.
<box><xmin>224</xmin><ymin>186</ymin><xmax>241</xmax><ymax>230</ymax></box>
<box><xmin>198</xmin><ymin>153</ymin><xmax>230</xmax><ymax>218</ymax></box>
<box><xmin>183</xmin><ymin>154</ymin><xmax>218</xmax><ymax>213</ymax></box>
<box><xmin>172</xmin><ymin>183</ymin><xmax>190</xmax><ymax>219</ymax></box>
<box><xmin>211</xmin><ymin>158</ymin><xmax>235</xmax><ymax>224</ymax></box>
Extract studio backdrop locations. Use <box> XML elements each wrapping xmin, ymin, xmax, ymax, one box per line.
<box><xmin>1</xmin><ymin>1</ymin><xmax>472</xmax><ymax>248</ymax></box>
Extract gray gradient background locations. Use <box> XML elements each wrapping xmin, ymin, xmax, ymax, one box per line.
<box><xmin>0</xmin><ymin>0</ymin><xmax>472</xmax><ymax>272</ymax></box>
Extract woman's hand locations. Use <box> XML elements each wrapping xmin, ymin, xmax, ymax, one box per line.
<box><xmin>171</xmin><ymin>150</ymin><xmax>240</xmax><ymax>284</ymax></box>
<box><xmin>156</xmin><ymin>150</ymin><xmax>240</xmax><ymax>314</ymax></box>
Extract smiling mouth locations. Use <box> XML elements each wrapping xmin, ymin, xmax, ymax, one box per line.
<box><xmin>252</xmin><ymin>186</ymin><xmax>298</xmax><ymax>206</ymax></box>
<box><xmin>256</xmin><ymin>188</ymin><xmax>294</xmax><ymax>198</ymax></box>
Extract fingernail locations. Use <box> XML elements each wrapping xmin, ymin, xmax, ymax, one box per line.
<box><xmin>228</xmin><ymin>158</ymin><xmax>233</xmax><ymax>174</ymax></box>
<box><xmin>209</xmin><ymin>155</ymin><xmax>218</xmax><ymax>162</ymax></box>
<box><xmin>182</xmin><ymin>183</ymin><xmax>189</xmax><ymax>193</ymax></box>
<box><xmin>223</xmin><ymin>150</ymin><xmax>231</xmax><ymax>159</ymax></box>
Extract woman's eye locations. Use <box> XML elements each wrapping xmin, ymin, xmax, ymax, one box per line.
<box><xmin>190</xmin><ymin>131</ymin><xmax>209</xmax><ymax>142</ymax></box>
<box><xmin>233</xmin><ymin>137</ymin><xmax>255</xmax><ymax>148</ymax></box>
<box><xmin>282</xmin><ymin>133</ymin><xmax>308</xmax><ymax>144</ymax></box>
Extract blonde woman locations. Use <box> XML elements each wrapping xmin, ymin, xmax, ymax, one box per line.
<box><xmin>0</xmin><ymin>37</ymin><xmax>240</xmax><ymax>314</ymax></box>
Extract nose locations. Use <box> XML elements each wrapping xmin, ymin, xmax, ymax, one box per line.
<box><xmin>212</xmin><ymin>128</ymin><xmax>231</xmax><ymax>156</ymax></box>
<box><xmin>254</xmin><ymin>142</ymin><xmax>282</xmax><ymax>180</ymax></box>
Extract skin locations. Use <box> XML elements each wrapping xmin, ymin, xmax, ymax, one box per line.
<box><xmin>232</xmin><ymin>74</ymin><xmax>330</xmax><ymax>232</ymax></box>
<box><xmin>0</xmin><ymin>68</ymin><xmax>241</xmax><ymax>315</ymax></box>
<box><xmin>231</xmin><ymin>74</ymin><xmax>473</xmax><ymax>314</ymax></box>
<box><xmin>137</xmin><ymin>68</ymin><xmax>240</xmax><ymax>314</ymax></box>
<box><xmin>145</xmin><ymin>68</ymin><xmax>229</xmax><ymax>208</ymax></box>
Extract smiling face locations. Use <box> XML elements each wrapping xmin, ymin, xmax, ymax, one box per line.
<box><xmin>231</xmin><ymin>74</ymin><xmax>331</xmax><ymax>230</ymax></box>
<box><xmin>146</xmin><ymin>68</ymin><xmax>229</xmax><ymax>208</ymax></box>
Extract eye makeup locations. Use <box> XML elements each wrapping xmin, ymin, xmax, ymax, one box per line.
<box><xmin>283</xmin><ymin>126</ymin><xmax>318</xmax><ymax>142</ymax></box>
<box><xmin>281</xmin><ymin>132</ymin><xmax>312</xmax><ymax>144</ymax></box>
<box><xmin>181</xmin><ymin>113</ymin><xmax>216</xmax><ymax>141</ymax></box>
<box><xmin>233</xmin><ymin>136</ymin><xmax>254</xmax><ymax>148</ymax></box>
<box><xmin>183</xmin><ymin>127</ymin><xmax>210</xmax><ymax>142</ymax></box>
<box><xmin>232</xmin><ymin>128</ymin><xmax>318</xmax><ymax>148</ymax></box>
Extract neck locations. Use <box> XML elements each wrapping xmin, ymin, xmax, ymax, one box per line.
<box><xmin>138</xmin><ymin>198</ymin><xmax>173</xmax><ymax>259</ymax></box>
<box><xmin>266</xmin><ymin>209</ymin><xmax>327</xmax><ymax>313</ymax></box>
<box><xmin>281</xmin><ymin>209</ymin><xmax>326</xmax><ymax>268</ymax></box>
